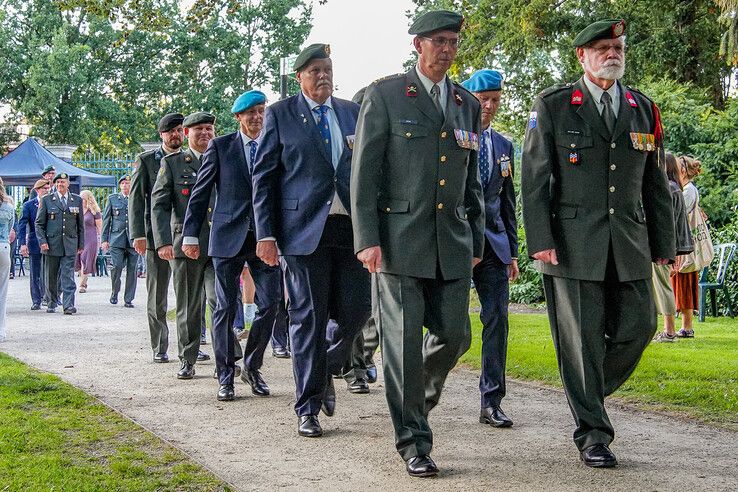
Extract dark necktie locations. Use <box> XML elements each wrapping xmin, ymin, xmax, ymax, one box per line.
<box><xmin>601</xmin><ymin>92</ymin><xmax>616</xmax><ymax>134</ymax></box>
<box><xmin>313</xmin><ymin>105</ymin><xmax>333</xmax><ymax>164</ymax></box>
<box><xmin>248</xmin><ymin>140</ymin><xmax>258</xmax><ymax>169</ymax></box>
<box><xmin>430</xmin><ymin>84</ymin><xmax>444</xmax><ymax>117</ymax></box>
<box><xmin>479</xmin><ymin>130</ymin><xmax>490</xmax><ymax>188</ymax></box>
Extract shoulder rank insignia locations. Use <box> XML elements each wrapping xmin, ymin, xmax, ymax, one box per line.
<box><xmin>625</xmin><ymin>91</ymin><xmax>638</xmax><ymax>107</ymax></box>
<box><xmin>571</xmin><ymin>89</ymin><xmax>583</xmax><ymax>105</ymax></box>
<box><xmin>406</xmin><ymin>84</ymin><xmax>418</xmax><ymax>97</ymax></box>
<box><xmin>454</xmin><ymin>91</ymin><xmax>463</xmax><ymax>106</ymax></box>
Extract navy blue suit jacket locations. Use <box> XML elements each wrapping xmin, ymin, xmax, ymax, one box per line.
<box><xmin>482</xmin><ymin>129</ymin><xmax>518</xmax><ymax>264</ymax></box>
<box><xmin>17</xmin><ymin>198</ymin><xmax>41</xmax><ymax>255</ymax></box>
<box><xmin>252</xmin><ymin>93</ymin><xmax>359</xmax><ymax>256</ymax></box>
<box><xmin>183</xmin><ymin>131</ymin><xmax>251</xmax><ymax>258</ymax></box>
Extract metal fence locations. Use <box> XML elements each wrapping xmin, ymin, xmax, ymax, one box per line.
<box><xmin>73</xmin><ymin>153</ymin><xmax>136</xmax><ymax>206</ymax></box>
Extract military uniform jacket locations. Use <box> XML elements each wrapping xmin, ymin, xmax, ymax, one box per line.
<box><xmin>351</xmin><ymin>68</ymin><xmax>485</xmax><ymax>280</ymax></box>
<box><xmin>151</xmin><ymin>149</ymin><xmax>211</xmax><ymax>258</ymax></box>
<box><xmin>35</xmin><ymin>192</ymin><xmax>85</xmax><ymax>257</ymax></box>
<box><xmin>101</xmin><ymin>193</ymin><xmax>132</xmax><ymax>249</ymax></box>
<box><xmin>521</xmin><ymin>78</ymin><xmax>675</xmax><ymax>282</ymax></box>
<box><xmin>129</xmin><ymin>147</ymin><xmax>165</xmax><ymax>248</ymax></box>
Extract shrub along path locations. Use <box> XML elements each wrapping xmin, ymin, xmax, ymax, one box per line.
<box><xmin>2</xmin><ymin>275</ymin><xmax>737</xmax><ymax>491</ymax></box>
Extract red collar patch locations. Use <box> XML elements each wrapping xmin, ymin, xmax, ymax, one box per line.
<box><xmin>406</xmin><ymin>84</ymin><xmax>418</xmax><ymax>97</ymax></box>
<box><xmin>454</xmin><ymin>91</ymin><xmax>463</xmax><ymax>106</ymax></box>
<box><xmin>571</xmin><ymin>89</ymin><xmax>583</xmax><ymax>105</ymax></box>
<box><xmin>625</xmin><ymin>91</ymin><xmax>638</xmax><ymax>107</ymax></box>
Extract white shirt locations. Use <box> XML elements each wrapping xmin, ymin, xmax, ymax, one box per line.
<box><xmin>582</xmin><ymin>75</ymin><xmax>620</xmax><ymax>117</ymax></box>
<box><xmin>190</xmin><ymin>148</ymin><xmax>202</xmax><ymax>161</ymax></box>
<box><xmin>56</xmin><ymin>191</ymin><xmax>70</xmax><ymax>205</ymax></box>
<box><xmin>415</xmin><ymin>65</ymin><xmax>448</xmax><ymax>117</ymax></box>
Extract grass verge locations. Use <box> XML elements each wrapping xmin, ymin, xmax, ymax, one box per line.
<box><xmin>460</xmin><ymin>312</ymin><xmax>738</xmax><ymax>428</ymax></box>
<box><xmin>0</xmin><ymin>352</ymin><xmax>229</xmax><ymax>491</ymax></box>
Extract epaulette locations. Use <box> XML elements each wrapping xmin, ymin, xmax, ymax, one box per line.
<box><xmin>452</xmin><ymin>81</ymin><xmax>474</xmax><ymax>98</ymax></box>
<box><xmin>625</xmin><ymin>86</ymin><xmax>655</xmax><ymax>105</ymax></box>
<box><xmin>538</xmin><ymin>83</ymin><xmax>572</xmax><ymax>99</ymax></box>
<box><xmin>371</xmin><ymin>73</ymin><xmax>404</xmax><ymax>86</ymax></box>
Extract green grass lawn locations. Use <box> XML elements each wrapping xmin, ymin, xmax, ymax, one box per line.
<box><xmin>460</xmin><ymin>312</ymin><xmax>738</xmax><ymax>428</ymax></box>
<box><xmin>0</xmin><ymin>353</ymin><xmax>229</xmax><ymax>491</ymax></box>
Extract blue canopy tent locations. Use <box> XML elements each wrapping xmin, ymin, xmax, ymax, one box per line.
<box><xmin>0</xmin><ymin>138</ymin><xmax>116</xmax><ymax>193</ymax></box>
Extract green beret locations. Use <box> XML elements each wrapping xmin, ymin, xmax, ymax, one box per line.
<box><xmin>158</xmin><ymin>113</ymin><xmax>184</xmax><ymax>132</ymax></box>
<box><xmin>118</xmin><ymin>174</ymin><xmax>130</xmax><ymax>184</ymax></box>
<box><xmin>293</xmin><ymin>43</ymin><xmax>331</xmax><ymax>72</ymax></box>
<box><xmin>53</xmin><ymin>172</ymin><xmax>69</xmax><ymax>183</ymax></box>
<box><xmin>573</xmin><ymin>19</ymin><xmax>626</xmax><ymax>47</ymax></box>
<box><xmin>183</xmin><ymin>111</ymin><xmax>216</xmax><ymax>128</ymax></box>
<box><xmin>408</xmin><ymin>10</ymin><xmax>464</xmax><ymax>36</ymax></box>
<box><xmin>41</xmin><ymin>165</ymin><xmax>56</xmax><ymax>174</ymax></box>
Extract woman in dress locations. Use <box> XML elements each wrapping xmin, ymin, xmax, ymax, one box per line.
<box><xmin>0</xmin><ymin>177</ymin><xmax>16</xmax><ymax>342</ymax></box>
<box><xmin>79</xmin><ymin>190</ymin><xmax>102</xmax><ymax>293</ymax></box>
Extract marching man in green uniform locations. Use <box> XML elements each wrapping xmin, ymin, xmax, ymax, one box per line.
<box><xmin>129</xmin><ymin>113</ymin><xmax>183</xmax><ymax>363</ymax></box>
<box><xmin>351</xmin><ymin>10</ymin><xmax>485</xmax><ymax>478</ymax></box>
<box><xmin>101</xmin><ymin>175</ymin><xmax>137</xmax><ymax>308</ymax></box>
<box><xmin>521</xmin><ymin>19</ymin><xmax>675</xmax><ymax>467</ymax></box>
<box><xmin>151</xmin><ymin>112</ymin><xmax>217</xmax><ymax>380</ymax></box>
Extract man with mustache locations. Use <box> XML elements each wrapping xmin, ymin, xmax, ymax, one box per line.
<box><xmin>252</xmin><ymin>44</ymin><xmax>371</xmax><ymax>438</ymax></box>
<box><xmin>130</xmin><ymin>113</ymin><xmax>183</xmax><ymax>363</ymax></box>
<box><xmin>461</xmin><ymin>69</ymin><xmax>518</xmax><ymax>429</ymax></box>
<box><xmin>521</xmin><ymin>19</ymin><xmax>675</xmax><ymax>467</ymax></box>
<box><xmin>351</xmin><ymin>10</ymin><xmax>484</xmax><ymax>477</ymax></box>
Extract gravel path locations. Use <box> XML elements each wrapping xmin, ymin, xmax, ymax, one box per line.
<box><xmin>2</xmin><ymin>274</ymin><xmax>736</xmax><ymax>491</ymax></box>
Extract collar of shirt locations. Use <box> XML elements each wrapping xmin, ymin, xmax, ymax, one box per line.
<box><xmin>302</xmin><ymin>93</ymin><xmax>344</xmax><ymax>167</ymax></box>
<box><xmin>415</xmin><ymin>65</ymin><xmax>448</xmax><ymax>112</ymax></box>
<box><xmin>239</xmin><ymin>130</ymin><xmax>257</xmax><ymax>147</ymax></box>
<box><xmin>190</xmin><ymin>148</ymin><xmax>202</xmax><ymax>161</ymax></box>
<box><xmin>582</xmin><ymin>75</ymin><xmax>620</xmax><ymax>117</ymax></box>
<box><xmin>56</xmin><ymin>191</ymin><xmax>69</xmax><ymax>202</ymax></box>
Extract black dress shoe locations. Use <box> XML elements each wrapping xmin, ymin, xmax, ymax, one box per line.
<box><xmin>46</xmin><ymin>305</ymin><xmax>56</xmax><ymax>313</ymax></box>
<box><xmin>153</xmin><ymin>353</ymin><xmax>169</xmax><ymax>363</ymax></box>
<box><xmin>580</xmin><ymin>444</ymin><xmax>618</xmax><ymax>468</ymax></box>
<box><xmin>367</xmin><ymin>365</ymin><xmax>378</xmax><ymax>383</ymax></box>
<box><xmin>298</xmin><ymin>415</ymin><xmax>323</xmax><ymax>437</ymax></box>
<box><xmin>347</xmin><ymin>377</ymin><xmax>370</xmax><ymax>394</ymax></box>
<box><xmin>321</xmin><ymin>376</ymin><xmax>336</xmax><ymax>416</ymax></box>
<box><xmin>63</xmin><ymin>307</ymin><xmax>77</xmax><ymax>315</ymax></box>
<box><xmin>31</xmin><ymin>303</ymin><xmax>41</xmax><ymax>311</ymax></box>
<box><xmin>241</xmin><ymin>369</ymin><xmax>270</xmax><ymax>396</ymax></box>
<box><xmin>177</xmin><ymin>361</ymin><xmax>195</xmax><ymax>379</ymax></box>
<box><xmin>124</xmin><ymin>302</ymin><xmax>134</xmax><ymax>308</ymax></box>
<box><xmin>479</xmin><ymin>405</ymin><xmax>513</xmax><ymax>428</ymax></box>
<box><xmin>406</xmin><ymin>455</ymin><xmax>439</xmax><ymax>478</ymax></box>
<box><xmin>272</xmin><ymin>346</ymin><xmax>291</xmax><ymax>358</ymax></box>
<box><xmin>197</xmin><ymin>350</ymin><xmax>211</xmax><ymax>362</ymax></box>
<box><xmin>217</xmin><ymin>384</ymin><xmax>235</xmax><ymax>401</ymax></box>
<box><xmin>109</xmin><ymin>294</ymin><xmax>118</xmax><ymax>305</ymax></box>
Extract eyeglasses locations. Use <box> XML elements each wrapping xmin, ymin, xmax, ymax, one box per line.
<box><xmin>589</xmin><ymin>44</ymin><xmax>625</xmax><ymax>55</ymax></box>
<box><xmin>422</xmin><ymin>36</ymin><xmax>461</xmax><ymax>49</ymax></box>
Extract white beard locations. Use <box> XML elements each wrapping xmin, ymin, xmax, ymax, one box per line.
<box><xmin>583</xmin><ymin>55</ymin><xmax>625</xmax><ymax>81</ymax></box>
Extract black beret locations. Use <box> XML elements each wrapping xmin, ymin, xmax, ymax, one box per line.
<box><xmin>183</xmin><ymin>112</ymin><xmax>216</xmax><ymax>128</ymax></box>
<box><xmin>158</xmin><ymin>113</ymin><xmax>185</xmax><ymax>132</ymax></box>
<box><xmin>41</xmin><ymin>165</ymin><xmax>56</xmax><ymax>174</ymax></box>
<box><xmin>573</xmin><ymin>19</ymin><xmax>626</xmax><ymax>47</ymax></box>
<box><xmin>53</xmin><ymin>172</ymin><xmax>69</xmax><ymax>183</ymax></box>
<box><xmin>408</xmin><ymin>10</ymin><xmax>464</xmax><ymax>36</ymax></box>
<box><xmin>293</xmin><ymin>43</ymin><xmax>331</xmax><ymax>72</ymax></box>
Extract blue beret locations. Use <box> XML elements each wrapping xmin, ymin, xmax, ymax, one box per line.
<box><xmin>231</xmin><ymin>90</ymin><xmax>267</xmax><ymax>114</ymax></box>
<box><xmin>461</xmin><ymin>69</ymin><xmax>504</xmax><ymax>93</ymax></box>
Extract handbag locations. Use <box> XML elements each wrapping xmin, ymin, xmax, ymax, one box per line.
<box><xmin>679</xmin><ymin>202</ymin><xmax>714</xmax><ymax>273</ymax></box>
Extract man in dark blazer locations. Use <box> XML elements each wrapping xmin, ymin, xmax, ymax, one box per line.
<box><xmin>129</xmin><ymin>113</ymin><xmax>184</xmax><ymax>363</ymax></box>
<box><xmin>351</xmin><ymin>10</ymin><xmax>485</xmax><ymax>477</ymax></box>
<box><xmin>101</xmin><ymin>175</ymin><xmax>137</xmax><ymax>308</ymax></box>
<box><xmin>521</xmin><ymin>19</ymin><xmax>675</xmax><ymax>467</ymax></box>
<box><xmin>253</xmin><ymin>44</ymin><xmax>371</xmax><ymax>438</ymax></box>
<box><xmin>18</xmin><ymin>179</ymin><xmax>51</xmax><ymax>310</ymax></box>
<box><xmin>183</xmin><ymin>93</ymin><xmax>281</xmax><ymax>401</ymax></box>
<box><xmin>462</xmin><ymin>69</ymin><xmax>519</xmax><ymax>428</ymax></box>
<box><xmin>35</xmin><ymin>173</ymin><xmax>84</xmax><ymax>314</ymax></box>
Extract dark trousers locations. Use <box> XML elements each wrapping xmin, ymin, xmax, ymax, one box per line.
<box><xmin>376</xmin><ymin>271</ymin><xmax>471</xmax><ymax>461</ymax></box>
<box><xmin>212</xmin><ymin>231</ymin><xmax>281</xmax><ymax>385</ymax></box>
<box><xmin>146</xmin><ymin>249</ymin><xmax>171</xmax><ymax>355</ymax></box>
<box><xmin>171</xmin><ymin>256</ymin><xmax>208</xmax><ymax>364</ymax></box>
<box><xmin>342</xmin><ymin>281</ymin><xmax>380</xmax><ymax>381</ymax></box>
<box><xmin>281</xmin><ymin>215</ymin><xmax>371</xmax><ymax>416</ymax></box>
<box><xmin>44</xmin><ymin>254</ymin><xmax>76</xmax><ymax>310</ymax></box>
<box><xmin>271</xmin><ymin>278</ymin><xmax>289</xmax><ymax>350</ymax></box>
<box><xmin>29</xmin><ymin>253</ymin><xmax>43</xmax><ymax>305</ymax></box>
<box><xmin>110</xmin><ymin>247</ymin><xmax>137</xmax><ymax>304</ymax></box>
<box><xmin>542</xmin><ymin>266</ymin><xmax>656</xmax><ymax>451</ymax></box>
<box><xmin>201</xmin><ymin>271</ymin><xmax>243</xmax><ymax>360</ymax></box>
<box><xmin>472</xmin><ymin>244</ymin><xmax>510</xmax><ymax>408</ymax></box>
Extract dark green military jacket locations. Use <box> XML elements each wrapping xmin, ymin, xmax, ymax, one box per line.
<box><xmin>35</xmin><ymin>192</ymin><xmax>85</xmax><ymax>257</ymax></box>
<box><xmin>351</xmin><ymin>68</ymin><xmax>485</xmax><ymax>280</ymax></box>
<box><xmin>101</xmin><ymin>192</ymin><xmax>132</xmax><ymax>249</ymax></box>
<box><xmin>521</xmin><ymin>77</ymin><xmax>675</xmax><ymax>282</ymax></box>
<box><xmin>151</xmin><ymin>149</ymin><xmax>211</xmax><ymax>257</ymax></box>
<box><xmin>129</xmin><ymin>147</ymin><xmax>165</xmax><ymax>248</ymax></box>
